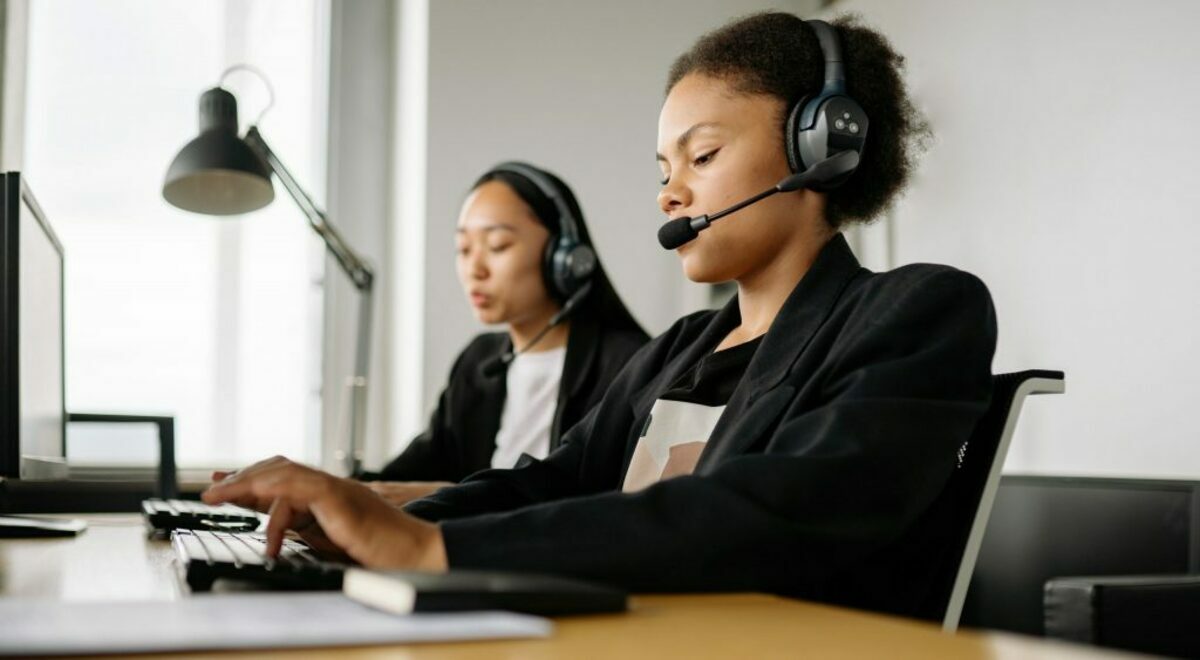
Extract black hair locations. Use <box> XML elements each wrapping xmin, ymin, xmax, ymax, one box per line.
<box><xmin>472</xmin><ymin>164</ymin><xmax>645</xmax><ymax>336</ymax></box>
<box><xmin>666</xmin><ymin>12</ymin><xmax>930</xmax><ymax>228</ymax></box>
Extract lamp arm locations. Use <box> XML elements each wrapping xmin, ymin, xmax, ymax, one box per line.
<box><xmin>244</xmin><ymin>126</ymin><xmax>374</xmax><ymax>292</ymax></box>
<box><xmin>244</xmin><ymin>125</ymin><xmax>373</xmax><ymax>476</ymax></box>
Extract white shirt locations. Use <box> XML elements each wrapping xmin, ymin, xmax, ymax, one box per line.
<box><xmin>490</xmin><ymin>346</ymin><xmax>566</xmax><ymax>469</ymax></box>
<box><xmin>622</xmin><ymin>399</ymin><xmax>726</xmax><ymax>493</ymax></box>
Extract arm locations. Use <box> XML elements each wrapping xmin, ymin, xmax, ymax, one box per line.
<box><xmin>436</xmin><ymin>270</ymin><xmax>996</xmax><ymax>593</ymax></box>
<box><xmin>198</xmin><ymin>324</ymin><xmax>676</xmax><ymax>568</ymax></box>
<box><xmin>365</xmin><ymin>346</ymin><xmax>473</xmax><ymax>483</ymax></box>
<box><xmin>367</xmin><ymin>480</ymin><xmax>454</xmax><ymax>507</ymax></box>
<box><xmin>370</xmin><ymin>391</ymin><xmax>457</xmax><ymax>482</ymax></box>
<box><xmin>204</xmin><ymin>457</ymin><xmax>447</xmax><ymax>570</ymax></box>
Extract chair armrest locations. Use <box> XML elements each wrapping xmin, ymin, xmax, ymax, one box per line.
<box><xmin>1045</xmin><ymin>574</ymin><xmax>1200</xmax><ymax>657</ymax></box>
<box><xmin>67</xmin><ymin>413</ymin><xmax>177</xmax><ymax>498</ymax></box>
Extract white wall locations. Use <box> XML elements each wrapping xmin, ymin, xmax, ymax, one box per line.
<box><xmin>831</xmin><ymin>0</ymin><xmax>1200</xmax><ymax>478</ymax></box>
<box><xmin>391</xmin><ymin>0</ymin><xmax>820</xmax><ymax>456</ymax></box>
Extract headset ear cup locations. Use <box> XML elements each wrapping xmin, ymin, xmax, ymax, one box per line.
<box><xmin>784</xmin><ymin>98</ymin><xmax>810</xmax><ymax>173</ymax></box>
<box><xmin>554</xmin><ymin>244</ymin><xmax>596</xmax><ymax>302</ymax></box>
<box><xmin>568</xmin><ymin>244</ymin><xmax>596</xmax><ymax>284</ymax></box>
<box><xmin>542</xmin><ymin>234</ymin><xmax>565</xmax><ymax>303</ymax></box>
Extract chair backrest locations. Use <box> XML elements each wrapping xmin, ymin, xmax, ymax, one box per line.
<box><xmin>936</xmin><ymin>370</ymin><xmax>1065</xmax><ymax>631</ymax></box>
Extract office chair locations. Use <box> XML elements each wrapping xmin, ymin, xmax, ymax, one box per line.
<box><xmin>929</xmin><ymin>370</ymin><xmax>1066</xmax><ymax>631</ymax></box>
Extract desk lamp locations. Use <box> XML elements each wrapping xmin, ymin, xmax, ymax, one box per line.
<box><xmin>162</xmin><ymin>65</ymin><xmax>373</xmax><ymax>476</ymax></box>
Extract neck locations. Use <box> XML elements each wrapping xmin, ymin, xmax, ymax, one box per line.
<box><xmin>724</xmin><ymin>224</ymin><xmax>835</xmax><ymax>350</ymax></box>
<box><xmin>508</xmin><ymin>305</ymin><xmax>570</xmax><ymax>353</ymax></box>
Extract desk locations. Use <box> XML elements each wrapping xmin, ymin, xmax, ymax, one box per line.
<box><xmin>0</xmin><ymin>514</ymin><xmax>1123</xmax><ymax>659</ymax></box>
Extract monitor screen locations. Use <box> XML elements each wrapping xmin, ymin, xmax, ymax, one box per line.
<box><xmin>18</xmin><ymin>192</ymin><xmax>64</xmax><ymax>464</ymax></box>
<box><xmin>1</xmin><ymin>173</ymin><xmax>66</xmax><ymax>479</ymax></box>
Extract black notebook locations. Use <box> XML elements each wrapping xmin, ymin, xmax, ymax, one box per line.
<box><xmin>343</xmin><ymin>568</ymin><xmax>627</xmax><ymax>617</ymax></box>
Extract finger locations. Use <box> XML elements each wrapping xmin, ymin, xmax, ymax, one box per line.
<box><xmin>265</xmin><ymin>498</ymin><xmax>293</xmax><ymax>558</ymax></box>
<box><xmin>203</xmin><ymin>471</ymin><xmax>280</xmax><ymax>509</ymax></box>
<box><xmin>210</xmin><ymin>456</ymin><xmax>287</xmax><ymax>488</ymax></box>
<box><xmin>202</xmin><ymin>457</ymin><xmax>291</xmax><ymax>505</ymax></box>
<box><xmin>210</xmin><ymin>466</ymin><xmax>326</xmax><ymax>517</ymax></box>
<box><xmin>202</xmin><ymin>479</ymin><xmax>258</xmax><ymax>506</ymax></box>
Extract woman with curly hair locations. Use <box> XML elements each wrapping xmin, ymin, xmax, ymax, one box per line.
<box><xmin>206</xmin><ymin>13</ymin><xmax>995</xmax><ymax>619</ymax></box>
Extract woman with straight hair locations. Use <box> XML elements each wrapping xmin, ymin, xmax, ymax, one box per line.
<box><xmin>358</xmin><ymin>162</ymin><xmax>648</xmax><ymax>505</ymax></box>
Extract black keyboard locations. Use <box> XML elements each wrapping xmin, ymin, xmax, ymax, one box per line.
<box><xmin>172</xmin><ymin>529</ymin><xmax>345</xmax><ymax>592</ymax></box>
<box><xmin>142</xmin><ymin>498</ymin><xmax>263</xmax><ymax>532</ymax></box>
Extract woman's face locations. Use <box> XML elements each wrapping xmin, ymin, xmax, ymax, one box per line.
<box><xmin>456</xmin><ymin>180</ymin><xmax>556</xmax><ymax>326</ymax></box>
<box><xmin>656</xmin><ymin>73</ymin><xmax>811</xmax><ymax>283</ymax></box>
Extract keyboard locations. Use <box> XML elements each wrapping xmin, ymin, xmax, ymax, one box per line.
<box><xmin>142</xmin><ymin>498</ymin><xmax>263</xmax><ymax>532</ymax></box>
<box><xmin>172</xmin><ymin>529</ymin><xmax>345</xmax><ymax>592</ymax></box>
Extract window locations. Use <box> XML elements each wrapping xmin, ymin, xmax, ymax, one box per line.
<box><xmin>23</xmin><ymin>0</ymin><xmax>330</xmax><ymax>467</ymax></box>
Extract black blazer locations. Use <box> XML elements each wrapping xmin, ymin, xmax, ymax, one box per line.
<box><xmin>406</xmin><ymin>233</ymin><xmax>998</xmax><ymax>618</ymax></box>
<box><xmin>368</xmin><ymin>319</ymin><xmax>649</xmax><ymax>482</ymax></box>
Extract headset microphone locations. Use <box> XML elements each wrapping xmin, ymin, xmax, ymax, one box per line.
<box><xmin>481</xmin><ymin>280</ymin><xmax>594</xmax><ymax>378</ymax></box>
<box><xmin>656</xmin><ymin>150</ymin><xmax>860</xmax><ymax>250</ymax></box>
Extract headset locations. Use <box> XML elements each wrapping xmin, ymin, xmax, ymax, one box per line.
<box><xmin>486</xmin><ymin>161</ymin><xmax>597</xmax><ymax>303</ymax></box>
<box><xmin>783</xmin><ymin>19</ymin><xmax>869</xmax><ymax>190</ymax></box>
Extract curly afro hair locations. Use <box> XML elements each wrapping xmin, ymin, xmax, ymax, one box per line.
<box><xmin>666</xmin><ymin>12</ymin><xmax>929</xmax><ymax>228</ymax></box>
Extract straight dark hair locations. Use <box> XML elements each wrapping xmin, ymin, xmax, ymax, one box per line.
<box><xmin>472</xmin><ymin>164</ymin><xmax>645</xmax><ymax>337</ymax></box>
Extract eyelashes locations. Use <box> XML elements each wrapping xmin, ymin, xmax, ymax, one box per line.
<box><xmin>693</xmin><ymin>149</ymin><xmax>718</xmax><ymax>167</ymax></box>
<box><xmin>455</xmin><ymin>244</ymin><xmax>513</xmax><ymax>256</ymax></box>
<box><xmin>659</xmin><ymin>148</ymin><xmax>720</xmax><ymax>186</ymax></box>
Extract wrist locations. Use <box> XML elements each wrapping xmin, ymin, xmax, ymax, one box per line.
<box><xmin>417</xmin><ymin>523</ymin><xmax>448</xmax><ymax>571</ymax></box>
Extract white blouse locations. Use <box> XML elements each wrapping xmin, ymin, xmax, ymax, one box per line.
<box><xmin>490</xmin><ymin>346</ymin><xmax>566</xmax><ymax>469</ymax></box>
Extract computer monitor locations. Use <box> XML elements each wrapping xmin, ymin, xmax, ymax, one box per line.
<box><xmin>0</xmin><ymin>172</ymin><xmax>67</xmax><ymax>480</ymax></box>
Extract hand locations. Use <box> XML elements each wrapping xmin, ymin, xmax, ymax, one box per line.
<box><xmin>212</xmin><ymin>465</ymin><xmax>339</xmax><ymax>553</ymax></box>
<box><xmin>203</xmin><ymin>456</ymin><xmax>447</xmax><ymax>571</ymax></box>
<box><xmin>366</xmin><ymin>481</ymin><xmax>454</xmax><ymax>508</ymax></box>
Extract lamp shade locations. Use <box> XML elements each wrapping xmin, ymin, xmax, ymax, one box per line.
<box><xmin>162</xmin><ymin>87</ymin><xmax>274</xmax><ymax>216</ymax></box>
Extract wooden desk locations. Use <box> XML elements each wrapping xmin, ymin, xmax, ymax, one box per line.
<box><xmin>0</xmin><ymin>514</ymin><xmax>1122</xmax><ymax>659</ymax></box>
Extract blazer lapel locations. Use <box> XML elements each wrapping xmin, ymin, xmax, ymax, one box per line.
<box><xmin>562</xmin><ymin>318</ymin><xmax>599</xmax><ymax>400</ymax></box>
<box><xmin>468</xmin><ymin>336</ymin><xmax>510</xmax><ymax>466</ymax></box>
<box><xmin>551</xmin><ymin>319</ymin><xmax>599</xmax><ymax>447</ymax></box>
<box><xmin>695</xmin><ymin>385</ymin><xmax>795</xmax><ymax>474</ymax></box>
<box><xmin>698</xmin><ymin>233</ymin><xmax>866</xmax><ymax>467</ymax></box>
<box><xmin>629</xmin><ymin>300</ymin><xmax>741</xmax><ymax>421</ymax></box>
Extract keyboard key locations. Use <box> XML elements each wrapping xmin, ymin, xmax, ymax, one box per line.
<box><xmin>172</xmin><ymin>529</ymin><xmax>346</xmax><ymax>592</ymax></box>
<box><xmin>210</xmin><ymin>532</ymin><xmax>265</xmax><ymax>567</ymax></box>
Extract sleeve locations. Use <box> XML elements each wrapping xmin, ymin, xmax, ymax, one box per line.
<box><xmin>369</xmin><ymin>347</ymin><xmax>471</xmax><ymax>482</ymax></box>
<box><xmin>433</xmin><ymin>270</ymin><xmax>998</xmax><ymax>594</ymax></box>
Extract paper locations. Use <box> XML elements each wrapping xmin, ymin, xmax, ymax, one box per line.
<box><xmin>0</xmin><ymin>592</ymin><xmax>552</xmax><ymax>656</ymax></box>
